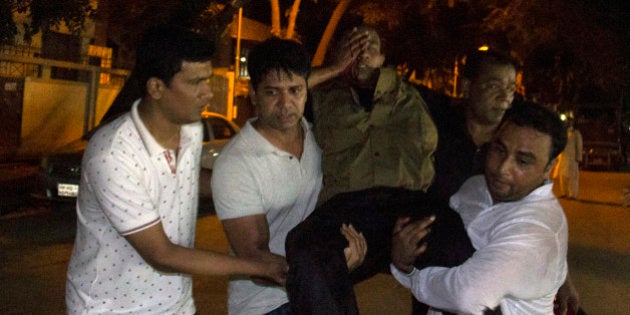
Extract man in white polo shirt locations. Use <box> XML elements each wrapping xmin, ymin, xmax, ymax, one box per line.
<box><xmin>66</xmin><ymin>24</ymin><xmax>287</xmax><ymax>315</ymax></box>
<box><xmin>212</xmin><ymin>37</ymin><xmax>367</xmax><ymax>315</ymax></box>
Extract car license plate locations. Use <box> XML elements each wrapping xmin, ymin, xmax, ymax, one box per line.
<box><xmin>58</xmin><ymin>183</ymin><xmax>79</xmax><ymax>197</ymax></box>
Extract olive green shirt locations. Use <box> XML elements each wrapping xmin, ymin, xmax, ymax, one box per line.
<box><xmin>312</xmin><ymin>67</ymin><xmax>438</xmax><ymax>203</ymax></box>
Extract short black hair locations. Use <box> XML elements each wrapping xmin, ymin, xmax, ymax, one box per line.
<box><xmin>134</xmin><ymin>24</ymin><xmax>215</xmax><ymax>93</ymax></box>
<box><xmin>247</xmin><ymin>37</ymin><xmax>311</xmax><ymax>90</ymax></box>
<box><xmin>500</xmin><ymin>101</ymin><xmax>567</xmax><ymax>163</ymax></box>
<box><xmin>462</xmin><ymin>49</ymin><xmax>517</xmax><ymax>82</ymax></box>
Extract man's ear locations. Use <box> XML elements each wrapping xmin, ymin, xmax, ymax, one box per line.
<box><xmin>146</xmin><ymin>77</ymin><xmax>165</xmax><ymax>99</ymax></box>
<box><xmin>248</xmin><ymin>82</ymin><xmax>257</xmax><ymax>105</ymax></box>
<box><xmin>248</xmin><ymin>82</ymin><xmax>260</xmax><ymax>115</ymax></box>
<box><xmin>374</xmin><ymin>52</ymin><xmax>386</xmax><ymax>68</ymax></box>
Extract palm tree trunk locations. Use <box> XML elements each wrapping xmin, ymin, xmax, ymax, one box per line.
<box><xmin>270</xmin><ymin>0</ymin><xmax>281</xmax><ymax>36</ymax></box>
<box><xmin>286</xmin><ymin>0</ymin><xmax>302</xmax><ymax>40</ymax></box>
<box><xmin>311</xmin><ymin>0</ymin><xmax>353</xmax><ymax>67</ymax></box>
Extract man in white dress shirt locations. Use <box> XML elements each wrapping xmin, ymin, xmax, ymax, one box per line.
<box><xmin>391</xmin><ymin>103</ymin><xmax>569</xmax><ymax>315</ymax></box>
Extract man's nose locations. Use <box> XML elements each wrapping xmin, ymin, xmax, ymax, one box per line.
<box><xmin>498</xmin><ymin>90</ymin><xmax>514</xmax><ymax>109</ymax></box>
<box><xmin>201</xmin><ymin>81</ymin><xmax>214</xmax><ymax>101</ymax></box>
<box><xmin>359</xmin><ymin>50</ymin><xmax>370</xmax><ymax>61</ymax></box>
<box><xmin>498</xmin><ymin>157</ymin><xmax>516</xmax><ymax>174</ymax></box>
<box><xmin>277</xmin><ymin>91</ymin><xmax>291</xmax><ymax>107</ymax></box>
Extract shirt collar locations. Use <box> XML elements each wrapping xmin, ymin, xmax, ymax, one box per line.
<box><xmin>130</xmin><ymin>99</ymin><xmax>196</xmax><ymax>157</ymax></box>
<box><xmin>243</xmin><ymin>117</ymin><xmax>310</xmax><ymax>156</ymax></box>
<box><xmin>374</xmin><ymin>67</ymin><xmax>397</xmax><ymax>95</ymax></box>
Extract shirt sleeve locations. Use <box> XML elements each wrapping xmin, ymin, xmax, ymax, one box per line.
<box><xmin>212</xmin><ymin>151</ymin><xmax>265</xmax><ymax>220</ymax></box>
<box><xmin>83</xmin><ymin>150</ymin><xmax>160</xmax><ymax>235</ymax></box>
<box><xmin>392</xmin><ymin>219</ymin><xmax>563</xmax><ymax>314</ymax></box>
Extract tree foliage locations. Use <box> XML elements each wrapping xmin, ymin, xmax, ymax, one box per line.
<box><xmin>0</xmin><ymin>1</ymin><xmax>19</xmax><ymax>46</ymax></box>
<box><xmin>481</xmin><ymin>0</ymin><xmax>625</xmax><ymax>107</ymax></box>
<box><xmin>331</xmin><ymin>0</ymin><xmax>625</xmax><ymax>105</ymax></box>
<box><xmin>2</xmin><ymin>0</ymin><xmax>625</xmax><ymax>107</ymax></box>
<box><xmin>1</xmin><ymin>0</ymin><xmax>96</xmax><ymax>44</ymax></box>
<box><xmin>101</xmin><ymin>0</ymin><xmax>249</xmax><ymax>68</ymax></box>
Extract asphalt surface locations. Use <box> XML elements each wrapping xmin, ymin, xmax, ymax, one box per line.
<box><xmin>1</xmin><ymin>165</ymin><xmax>629</xmax><ymax>314</ymax></box>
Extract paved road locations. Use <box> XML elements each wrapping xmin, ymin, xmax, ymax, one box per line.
<box><xmin>0</xmin><ymin>161</ymin><xmax>39</xmax><ymax>214</ymax></box>
<box><xmin>1</xmin><ymin>169</ymin><xmax>628</xmax><ymax>314</ymax></box>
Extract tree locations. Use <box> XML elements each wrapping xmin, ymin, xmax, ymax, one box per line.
<box><xmin>1</xmin><ymin>0</ymin><xmax>96</xmax><ymax>45</ymax></box>
<box><xmin>329</xmin><ymin>0</ymin><xmax>625</xmax><ymax>104</ymax></box>
<box><xmin>103</xmin><ymin>0</ymin><xmax>250</xmax><ymax>123</ymax></box>
<box><xmin>267</xmin><ymin>0</ymin><xmax>307</xmax><ymax>40</ymax></box>
<box><xmin>310</xmin><ymin>0</ymin><xmax>353</xmax><ymax>66</ymax></box>
<box><xmin>480</xmin><ymin>0</ymin><xmax>625</xmax><ymax>107</ymax></box>
<box><xmin>0</xmin><ymin>1</ymin><xmax>19</xmax><ymax>46</ymax></box>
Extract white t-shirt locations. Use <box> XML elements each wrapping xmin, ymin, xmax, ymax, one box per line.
<box><xmin>392</xmin><ymin>175</ymin><xmax>568</xmax><ymax>315</ymax></box>
<box><xmin>212</xmin><ymin>118</ymin><xmax>322</xmax><ymax>315</ymax></box>
<box><xmin>66</xmin><ymin>100</ymin><xmax>202</xmax><ymax>314</ymax></box>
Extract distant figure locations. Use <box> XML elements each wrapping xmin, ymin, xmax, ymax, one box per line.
<box><xmin>554</xmin><ymin>119</ymin><xmax>583</xmax><ymax>198</ymax></box>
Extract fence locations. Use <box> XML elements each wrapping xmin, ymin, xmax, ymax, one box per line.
<box><xmin>0</xmin><ymin>50</ymin><xmax>130</xmax><ymax>160</ymax></box>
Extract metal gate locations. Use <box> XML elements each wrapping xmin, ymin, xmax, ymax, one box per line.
<box><xmin>0</xmin><ymin>77</ymin><xmax>24</xmax><ymax>161</ymax></box>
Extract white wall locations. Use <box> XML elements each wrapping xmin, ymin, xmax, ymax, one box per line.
<box><xmin>16</xmin><ymin>77</ymin><xmax>122</xmax><ymax>158</ymax></box>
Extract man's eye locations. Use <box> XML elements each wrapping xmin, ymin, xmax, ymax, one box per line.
<box><xmin>490</xmin><ymin>144</ymin><xmax>504</xmax><ymax>154</ymax></box>
<box><xmin>487</xmin><ymin>83</ymin><xmax>500</xmax><ymax>90</ymax></box>
<box><xmin>193</xmin><ymin>78</ymin><xmax>212</xmax><ymax>85</ymax></box>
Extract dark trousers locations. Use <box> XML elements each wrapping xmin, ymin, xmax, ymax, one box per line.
<box><xmin>285</xmin><ymin>187</ymin><xmax>437</xmax><ymax>315</ymax></box>
<box><xmin>411</xmin><ymin>195</ymin><xmax>477</xmax><ymax>315</ymax></box>
<box><xmin>265</xmin><ymin>303</ymin><xmax>292</xmax><ymax>315</ymax></box>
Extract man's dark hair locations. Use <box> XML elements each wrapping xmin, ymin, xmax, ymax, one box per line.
<box><xmin>134</xmin><ymin>24</ymin><xmax>215</xmax><ymax>94</ymax></box>
<box><xmin>461</xmin><ymin>49</ymin><xmax>517</xmax><ymax>81</ymax></box>
<box><xmin>247</xmin><ymin>37</ymin><xmax>311</xmax><ymax>90</ymax></box>
<box><xmin>500</xmin><ymin>101</ymin><xmax>567</xmax><ymax>162</ymax></box>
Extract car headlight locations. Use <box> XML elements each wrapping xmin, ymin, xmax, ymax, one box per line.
<box><xmin>69</xmin><ymin>165</ymin><xmax>82</xmax><ymax>176</ymax></box>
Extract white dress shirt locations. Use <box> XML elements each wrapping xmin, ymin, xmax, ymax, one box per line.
<box><xmin>392</xmin><ymin>175</ymin><xmax>568</xmax><ymax>315</ymax></box>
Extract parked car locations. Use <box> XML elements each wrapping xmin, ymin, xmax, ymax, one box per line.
<box><xmin>33</xmin><ymin>111</ymin><xmax>240</xmax><ymax>208</ymax></box>
<box><xmin>581</xmin><ymin>141</ymin><xmax>624</xmax><ymax>171</ymax></box>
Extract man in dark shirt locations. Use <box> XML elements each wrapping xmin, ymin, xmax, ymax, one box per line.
<box><xmin>412</xmin><ymin>49</ymin><xmax>579</xmax><ymax>315</ymax></box>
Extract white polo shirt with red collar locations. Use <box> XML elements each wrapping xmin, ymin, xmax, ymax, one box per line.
<box><xmin>66</xmin><ymin>99</ymin><xmax>202</xmax><ymax>314</ymax></box>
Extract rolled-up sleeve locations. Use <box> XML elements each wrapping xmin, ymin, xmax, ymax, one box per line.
<box><xmin>391</xmin><ymin>220</ymin><xmax>565</xmax><ymax>315</ymax></box>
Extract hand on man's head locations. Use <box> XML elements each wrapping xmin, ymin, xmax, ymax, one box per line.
<box><xmin>332</xmin><ymin>28</ymin><xmax>370</xmax><ymax>75</ymax></box>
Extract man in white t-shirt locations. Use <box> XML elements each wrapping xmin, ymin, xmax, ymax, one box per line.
<box><xmin>212</xmin><ymin>37</ymin><xmax>367</xmax><ymax>315</ymax></box>
<box><xmin>391</xmin><ymin>103</ymin><xmax>569</xmax><ymax>314</ymax></box>
<box><xmin>66</xmin><ymin>24</ymin><xmax>287</xmax><ymax>315</ymax></box>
